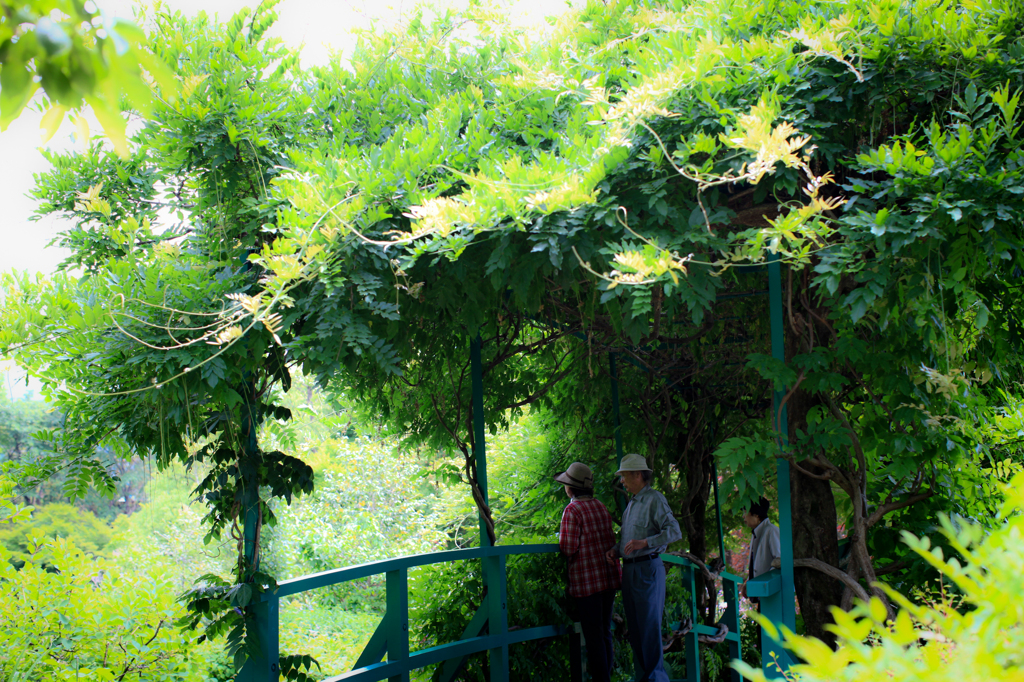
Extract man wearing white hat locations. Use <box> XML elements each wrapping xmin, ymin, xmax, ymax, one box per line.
<box><xmin>605</xmin><ymin>453</ymin><xmax>681</xmax><ymax>682</ymax></box>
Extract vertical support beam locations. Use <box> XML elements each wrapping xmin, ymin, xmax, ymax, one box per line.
<box><xmin>471</xmin><ymin>336</ymin><xmax>491</xmax><ymax>549</ymax></box>
<box><xmin>239</xmin><ymin>390</ymin><xmax>278</xmax><ymax>682</ymax></box>
<box><xmin>386</xmin><ymin>568</ymin><xmax>410</xmax><ymax>682</ymax></box>
<box><xmin>609</xmin><ymin>352</ymin><xmax>628</xmax><ymax>514</ymax></box>
<box><xmin>684</xmin><ymin>566</ymin><xmax>701</xmax><ymax>682</ymax></box>
<box><xmin>712</xmin><ymin>459</ymin><xmax>743</xmax><ymax>681</ymax></box>
<box><xmin>721</xmin><ymin>579</ymin><xmax>742</xmax><ymax>682</ymax></box>
<box><xmin>485</xmin><ymin>554</ymin><xmax>509</xmax><ymax>682</ymax></box>
<box><xmin>754</xmin><ymin>575</ymin><xmax>789</xmax><ymax>677</ymax></box>
<box><xmin>712</xmin><ymin>461</ymin><xmax>726</xmax><ymax>564</ymax></box>
<box><xmin>470</xmin><ymin>336</ymin><xmax>509</xmax><ymax>682</ymax></box>
<box><xmin>243</xmin><ymin>393</ymin><xmax>261</xmax><ymax>571</ymax></box>
<box><xmin>609</xmin><ymin>352</ymin><xmax>625</xmax><ymax>468</ymax></box>
<box><xmin>246</xmin><ymin>596</ymin><xmax>280</xmax><ymax>682</ymax></box>
<box><xmin>767</xmin><ymin>254</ymin><xmax>795</xmax><ymax>676</ymax></box>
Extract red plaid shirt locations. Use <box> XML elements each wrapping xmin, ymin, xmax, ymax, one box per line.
<box><xmin>559</xmin><ymin>497</ymin><xmax>622</xmax><ymax>597</ymax></box>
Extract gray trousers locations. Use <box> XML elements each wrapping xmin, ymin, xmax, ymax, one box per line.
<box><xmin>622</xmin><ymin>558</ymin><xmax>669</xmax><ymax>682</ymax></box>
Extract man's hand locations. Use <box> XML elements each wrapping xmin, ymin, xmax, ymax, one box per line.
<box><xmin>623</xmin><ymin>538</ymin><xmax>649</xmax><ymax>555</ymax></box>
<box><xmin>605</xmin><ymin>548</ymin><xmax>619</xmax><ymax>565</ymax></box>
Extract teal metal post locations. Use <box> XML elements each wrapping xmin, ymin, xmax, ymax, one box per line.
<box><xmin>609</xmin><ymin>352</ymin><xmax>625</xmax><ymax>468</ymax></box>
<box><xmin>684</xmin><ymin>565</ymin><xmax>700</xmax><ymax>682</ymax></box>
<box><xmin>484</xmin><ymin>553</ymin><xmax>509</xmax><ymax>681</ymax></box>
<box><xmin>470</xmin><ymin>336</ymin><xmax>509</xmax><ymax>682</ymax></box>
<box><xmin>240</xmin><ymin>394</ymin><xmax>279</xmax><ymax>682</ymax></box>
<box><xmin>767</xmin><ymin>254</ymin><xmax>795</xmax><ymax>675</ymax></box>
<box><xmin>386</xmin><ymin>568</ymin><xmax>410</xmax><ymax>682</ymax></box>
<box><xmin>712</xmin><ymin>460</ymin><xmax>743</xmax><ymax>682</ymax></box>
<box><xmin>471</xmin><ymin>336</ymin><xmax>492</xmax><ymax>549</ymax></box>
<box><xmin>609</xmin><ymin>352</ymin><xmax>628</xmax><ymax>514</ymax></box>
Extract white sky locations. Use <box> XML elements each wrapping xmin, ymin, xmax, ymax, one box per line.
<box><xmin>0</xmin><ymin>0</ymin><xmax>568</xmax><ymax>278</ymax></box>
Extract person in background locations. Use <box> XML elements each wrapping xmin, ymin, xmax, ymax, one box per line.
<box><xmin>740</xmin><ymin>496</ymin><xmax>781</xmax><ymax>600</ymax></box>
<box><xmin>556</xmin><ymin>461</ymin><xmax>621</xmax><ymax>682</ymax></box>
<box><xmin>604</xmin><ymin>453</ymin><xmax>682</xmax><ymax>682</ymax></box>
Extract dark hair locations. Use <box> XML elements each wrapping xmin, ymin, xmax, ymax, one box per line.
<box><xmin>640</xmin><ymin>470</ymin><xmax>653</xmax><ymax>484</ymax></box>
<box><xmin>569</xmin><ymin>486</ymin><xmax>594</xmax><ymax>497</ymax></box>
<box><xmin>749</xmin><ymin>497</ymin><xmax>770</xmax><ymax>521</ymax></box>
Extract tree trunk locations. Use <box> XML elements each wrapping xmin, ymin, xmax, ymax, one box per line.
<box><xmin>785</xmin><ymin>269</ymin><xmax>844</xmax><ymax>648</ymax></box>
<box><xmin>676</xmin><ymin>416</ymin><xmax>716</xmax><ymax>625</ymax></box>
<box><xmin>788</xmin><ymin>453</ymin><xmax>842</xmax><ymax>647</ymax></box>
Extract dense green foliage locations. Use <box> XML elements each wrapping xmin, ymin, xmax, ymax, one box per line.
<box><xmin>0</xmin><ymin>534</ymin><xmax>199</xmax><ymax>681</ymax></box>
<box><xmin>3</xmin><ymin>0</ymin><xmax>1024</xmax><ymax>675</ymax></box>
<box><xmin>0</xmin><ymin>501</ymin><xmax>111</xmax><ymax>561</ymax></box>
<box><xmin>263</xmin><ymin>0</ymin><xmax>1024</xmax><ymax>631</ymax></box>
<box><xmin>2</xmin><ymin>0</ymin><xmax>322</xmax><ymax>666</ymax></box>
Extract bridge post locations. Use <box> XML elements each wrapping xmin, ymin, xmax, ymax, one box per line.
<box><xmin>684</xmin><ymin>566</ymin><xmax>700</xmax><ymax>682</ymax></box>
<box><xmin>386</xmin><ymin>568</ymin><xmax>410</xmax><ymax>682</ymax></box>
<box><xmin>609</xmin><ymin>352</ymin><xmax>628</xmax><ymax>515</ymax></box>
<box><xmin>767</xmin><ymin>254</ymin><xmax>796</xmax><ymax>676</ymax></box>
<box><xmin>240</xmin><ymin>392</ymin><xmax>279</xmax><ymax>682</ymax></box>
<box><xmin>471</xmin><ymin>335</ymin><xmax>510</xmax><ymax>682</ymax></box>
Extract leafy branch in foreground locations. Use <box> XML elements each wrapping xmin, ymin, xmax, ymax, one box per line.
<box><xmin>0</xmin><ymin>0</ymin><xmax>177</xmax><ymax>153</ymax></box>
<box><xmin>737</xmin><ymin>472</ymin><xmax>1024</xmax><ymax>682</ymax></box>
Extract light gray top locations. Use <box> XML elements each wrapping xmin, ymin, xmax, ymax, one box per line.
<box><xmin>749</xmin><ymin>519</ymin><xmax>781</xmax><ymax>578</ymax></box>
<box><xmin>616</xmin><ymin>485</ymin><xmax>682</xmax><ymax>558</ymax></box>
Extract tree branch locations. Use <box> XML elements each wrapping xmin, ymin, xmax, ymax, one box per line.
<box><xmin>873</xmin><ymin>559</ymin><xmax>910</xmax><ymax>577</ymax></box>
<box><xmin>794</xmin><ymin>557</ymin><xmax>871</xmax><ymax>604</ymax></box>
<box><xmin>866</xmin><ymin>490</ymin><xmax>934</xmax><ymax>528</ymax></box>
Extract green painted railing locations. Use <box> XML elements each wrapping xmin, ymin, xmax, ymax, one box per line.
<box><xmin>241</xmin><ymin>547</ymin><xmax>749</xmax><ymax>682</ymax></box>
<box><xmin>242</xmin><ymin>543</ymin><xmax>581</xmax><ymax>682</ymax></box>
<box><xmin>660</xmin><ymin>554</ymin><xmax>744</xmax><ymax>682</ymax></box>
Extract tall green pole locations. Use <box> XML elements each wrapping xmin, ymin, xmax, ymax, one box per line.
<box><xmin>239</xmin><ymin>386</ymin><xmax>279</xmax><ymax>682</ymax></box>
<box><xmin>470</xmin><ymin>335</ymin><xmax>509</xmax><ymax>682</ymax></box>
<box><xmin>768</xmin><ymin>254</ymin><xmax>796</xmax><ymax>672</ymax></box>
<box><xmin>471</xmin><ymin>335</ymin><xmax>491</xmax><ymax>549</ymax></box>
<box><xmin>712</xmin><ymin>461</ymin><xmax>726</xmax><ymax>564</ymax></box>
<box><xmin>609</xmin><ymin>352</ymin><xmax>629</xmax><ymax>514</ymax></box>
<box><xmin>609</xmin><ymin>352</ymin><xmax>625</xmax><ymax>468</ymax></box>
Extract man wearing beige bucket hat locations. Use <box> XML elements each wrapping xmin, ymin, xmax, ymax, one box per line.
<box><xmin>555</xmin><ymin>462</ymin><xmax>621</xmax><ymax>682</ymax></box>
<box><xmin>604</xmin><ymin>453</ymin><xmax>681</xmax><ymax>682</ymax></box>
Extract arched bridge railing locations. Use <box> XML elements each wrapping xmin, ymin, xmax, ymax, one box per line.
<box><xmin>242</xmin><ymin>543</ymin><xmax>583</xmax><ymax>682</ymax></box>
<box><xmin>241</xmin><ymin>546</ymin><xmax>746</xmax><ymax>682</ymax></box>
<box><xmin>660</xmin><ymin>554</ymin><xmax>743</xmax><ymax>682</ymax></box>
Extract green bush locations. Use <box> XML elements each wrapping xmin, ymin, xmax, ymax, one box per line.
<box><xmin>737</xmin><ymin>473</ymin><xmax>1024</xmax><ymax>682</ymax></box>
<box><xmin>0</xmin><ymin>502</ymin><xmax>112</xmax><ymax>563</ymax></box>
<box><xmin>0</xmin><ymin>535</ymin><xmax>200</xmax><ymax>681</ymax></box>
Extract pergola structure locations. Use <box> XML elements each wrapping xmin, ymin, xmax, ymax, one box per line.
<box><xmin>240</xmin><ymin>255</ymin><xmax>798</xmax><ymax>682</ymax></box>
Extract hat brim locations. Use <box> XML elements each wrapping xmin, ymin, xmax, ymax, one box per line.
<box><xmin>554</xmin><ymin>471</ymin><xmax>593</xmax><ymax>488</ymax></box>
<box><xmin>615</xmin><ymin>466</ymin><xmax>652</xmax><ymax>475</ymax></box>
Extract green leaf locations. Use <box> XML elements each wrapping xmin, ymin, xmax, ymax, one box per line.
<box><xmin>975</xmin><ymin>305</ymin><xmax>989</xmax><ymax>330</ymax></box>
<box><xmin>850</xmin><ymin>297</ymin><xmax>868</xmax><ymax>323</ymax></box>
<box><xmin>35</xmin><ymin>17</ymin><xmax>72</xmax><ymax>57</ymax></box>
